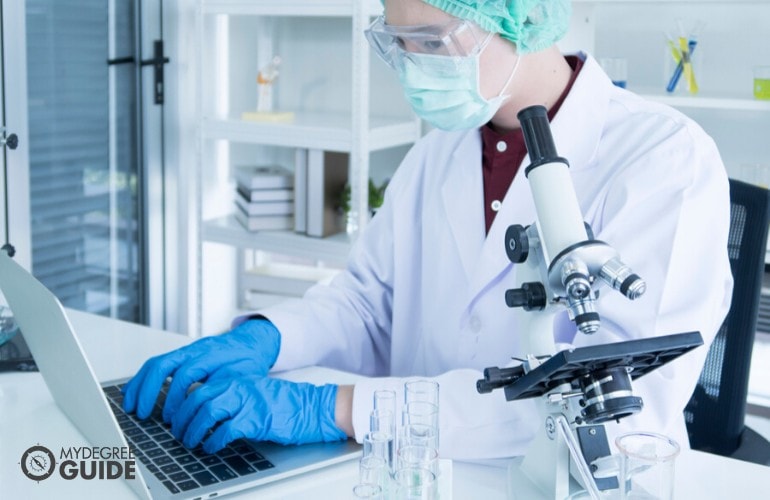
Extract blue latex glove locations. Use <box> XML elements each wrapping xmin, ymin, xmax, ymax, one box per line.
<box><xmin>170</xmin><ymin>376</ymin><xmax>347</xmax><ymax>453</ymax></box>
<box><xmin>122</xmin><ymin>319</ymin><xmax>280</xmax><ymax>421</ymax></box>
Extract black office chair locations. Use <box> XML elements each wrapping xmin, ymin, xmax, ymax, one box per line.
<box><xmin>684</xmin><ymin>178</ymin><xmax>770</xmax><ymax>466</ymax></box>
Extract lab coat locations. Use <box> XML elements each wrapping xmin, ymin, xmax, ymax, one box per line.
<box><xmin>255</xmin><ymin>53</ymin><xmax>733</xmax><ymax>460</ymax></box>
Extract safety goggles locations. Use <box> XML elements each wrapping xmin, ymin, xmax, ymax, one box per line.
<box><xmin>364</xmin><ymin>16</ymin><xmax>493</xmax><ymax>70</ymax></box>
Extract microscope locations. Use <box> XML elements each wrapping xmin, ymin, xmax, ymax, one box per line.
<box><xmin>477</xmin><ymin>106</ymin><xmax>703</xmax><ymax>499</ymax></box>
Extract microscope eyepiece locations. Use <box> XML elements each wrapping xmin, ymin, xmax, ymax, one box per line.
<box><xmin>517</xmin><ymin>105</ymin><xmax>569</xmax><ymax>176</ymax></box>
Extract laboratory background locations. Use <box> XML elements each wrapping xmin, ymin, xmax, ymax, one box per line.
<box><xmin>1</xmin><ymin>0</ymin><xmax>770</xmax><ymax>496</ymax></box>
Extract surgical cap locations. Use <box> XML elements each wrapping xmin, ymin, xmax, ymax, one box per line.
<box><xmin>421</xmin><ymin>0</ymin><xmax>571</xmax><ymax>54</ymax></box>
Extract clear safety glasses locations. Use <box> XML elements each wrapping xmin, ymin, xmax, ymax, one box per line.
<box><xmin>364</xmin><ymin>16</ymin><xmax>493</xmax><ymax>70</ymax></box>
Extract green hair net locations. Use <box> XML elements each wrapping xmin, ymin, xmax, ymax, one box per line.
<box><xmin>421</xmin><ymin>0</ymin><xmax>571</xmax><ymax>54</ymax></box>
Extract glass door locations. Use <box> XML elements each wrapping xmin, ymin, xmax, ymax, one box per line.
<box><xmin>0</xmin><ymin>0</ymin><xmax>32</xmax><ymax>270</ymax></box>
<box><xmin>1</xmin><ymin>0</ymin><xmax>167</xmax><ymax>325</ymax></box>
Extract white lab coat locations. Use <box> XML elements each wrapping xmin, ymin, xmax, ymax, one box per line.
<box><xmin>254</xmin><ymin>53</ymin><xmax>733</xmax><ymax>460</ymax></box>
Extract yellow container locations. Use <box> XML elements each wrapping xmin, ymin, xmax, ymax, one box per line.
<box><xmin>754</xmin><ymin>66</ymin><xmax>770</xmax><ymax>100</ymax></box>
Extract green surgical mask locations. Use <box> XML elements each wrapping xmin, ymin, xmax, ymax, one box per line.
<box><xmin>396</xmin><ymin>46</ymin><xmax>520</xmax><ymax>131</ymax></box>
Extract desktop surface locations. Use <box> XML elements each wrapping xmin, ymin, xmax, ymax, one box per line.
<box><xmin>0</xmin><ymin>310</ymin><xmax>767</xmax><ymax>499</ymax></box>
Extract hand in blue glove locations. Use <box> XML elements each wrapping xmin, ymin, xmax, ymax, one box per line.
<box><xmin>122</xmin><ymin>319</ymin><xmax>281</xmax><ymax>421</ymax></box>
<box><xmin>170</xmin><ymin>376</ymin><xmax>347</xmax><ymax>453</ymax></box>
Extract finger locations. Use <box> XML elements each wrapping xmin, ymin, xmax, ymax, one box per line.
<box><xmin>171</xmin><ymin>381</ymin><xmax>226</xmax><ymax>438</ymax></box>
<box><xmin>202</xmin><ymin>418</ymin><xmax>249</xmax><ymax>454</ymax></box>
<box><xmin>163</xmin><ymin>355</ymin><xmax>219</xmax><ymax>422</ymax></box>
<box><xmin>122</xmin><ymin>360</ymin><xmax>153</xmax><ymax>414</ymax></box>
<box><xmin>134</xmin><ymin>353</ymin><xmax>186</xmax><ymax>419</ymax></box>
<box><xmin>182</xmin><ymin>390</ymin><xmax>242</xmax><ymax>449</ymax></box>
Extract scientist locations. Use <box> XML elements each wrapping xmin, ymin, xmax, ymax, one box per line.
<box><xmin>124</xmin><ymin>0</ymin><xmax>732</xmax><ymax>460</ymax></box>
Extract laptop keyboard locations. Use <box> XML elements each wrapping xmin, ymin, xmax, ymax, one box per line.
<box><xmin>103</xmin><ymin>383</ymin><xmax>275</xmax><ymax>494</ymax></box>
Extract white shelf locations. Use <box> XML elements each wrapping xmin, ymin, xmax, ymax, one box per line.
<box><xmin>201</xmin><ymin>0</ymin><xmax>382</xmax><ymax>17</ymax></box>
<box><xmin>635</xmin><ymin>88</ymin><xmax>770</xmax><ymax>111</ymax></box>
<box><xmin>202</xmin><ymin>215</ymin><xmax>353</xmax><ymax>266</ymax></box>
<box><xmin>203</xmin><ymin>112</ymin><xmax>420</xmax><ymax>152</ymax></box>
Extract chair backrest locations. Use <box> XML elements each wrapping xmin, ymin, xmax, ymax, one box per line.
<box><xmin>684</xmin><ymin>178</ymin><xmax>770</xmax><ymax>455</ymax></box>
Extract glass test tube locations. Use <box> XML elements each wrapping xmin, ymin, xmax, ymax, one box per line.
<box><xmin>373</xmin><ymin>390</ymin><xmax>397</xmax><ymax>435</ymax></box>
<box><xmin>364</xmin><ymin>409</ymin><xmax>395</xmax><ymax>471</ymax></box>
<box><xmin>404</xmin><ymin>380</ymin><xmax>439</xmax><ymax>406</ymax></box>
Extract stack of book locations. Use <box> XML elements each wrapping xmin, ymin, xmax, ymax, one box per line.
<box><xmin>233</xmin><ymin>166</ymin><xmax>294</xmax><ymax>231</ymax></box>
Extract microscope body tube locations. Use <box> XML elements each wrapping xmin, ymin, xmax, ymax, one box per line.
<box><xmin>527</xmin><ymin>162</ymin><xmax>588</xmax><ymax>263</ymax></box>
<box><xmin>518</xmin><ymin>105</ymin><xmax>588</xmax><ymax>267</ymax></box>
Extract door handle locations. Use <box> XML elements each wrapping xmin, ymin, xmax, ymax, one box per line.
<box><xmin>0</xmin><ymin>128</ymin><xmax>18</xmax><ymax>150</ymax></box>
<box><xmin>141</xmin><ymin>40</ymin><xmax>170</xmax><ymax>105</ymax></box>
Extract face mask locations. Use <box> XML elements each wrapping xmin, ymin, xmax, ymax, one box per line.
<box><xmin>396</xmin><ymin>43</ymin><xmax>521</xmax><ymax>131</ymax></box>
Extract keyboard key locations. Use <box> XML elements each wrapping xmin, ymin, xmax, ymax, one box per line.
<box><xmin>161</xmin><ymin>463</ymin><xmax>182</xmax><ymax>474</ymax></box>
<box><xmin>192</xmin><ymin>470</ymin><xmax>219</xmax><ymax>486</ymax></box>
<box><xmin>184</xmin><ymin>463</ymin><xmax>205</xmax><ymax>473</ymax></box>
<box><xmin>233</xmin><ymin>443</ymin><xmax>253</xmax><ymax>455</ymax></box>
<box><xmin>169</xmin><ymin>447</ymin><xmax>189</xmax><ymax>457</ymax></box>
<box><xmin>132</xmin><ymin>433</ymin><xmax>153</xmax><ymax>445</ymax></box>
<box><xmin>242</xmin><ymin>452</ymin><xmax>264</xmax><ymax>463</ymax></box>
<box><xmin>146</xmin><ymin>426</ymin><xmax>167</xmax><ymax>436</ymax></box>
<box><xmin>146</xmin><ymin>448</ymin><xmax>166</xmax><ymax>459</ymax></box>
<box><xmin>104</xmin><ymin>385</ymin><xmax>121</xmax><ymax>396</ymax></box>
<box><xmin>119</xmin><ymin>420</ymin><xmax>136</xmax><ymax>431</ymax></box>
<box><xmin>153</xmin><ymin>471</ymin><xmax>166</xmax><ymax>481</ymax></box>
<box><xmin>137</xmin><ymin>419</ymin><xmax>158</xmax><ymax>429</ymax></box>
<box><xmin>169</xmin><ymin>471</ymin><xmax>191</xmax><ymax>482</ymax></box>
<box><xmin>223</xmin><ymin>456</ymin><xmax>256</xmax><ymax>476</ymax></box>
<box><xmin>190</xmin><ymin>447</ymin><xmax>208</xmax><ymax>458</ymax></box>
<box><xmin>158</xmin><ymin>437</ymin><xmax>177</xmax><ymax>448</ymax></box>
<box><xmin>146</xmin><ymin>464</ymin><xmax>159</xmax><ymax>474</ymax></box>
<box><xmin>176</xmin><ymin>455</ymin><xmax>197</xmax><ymax>465</ymax></box>
<box><xmin>177</xmin><ymin>480</ymin><xmax>199</xmax><ymax>492</ymax></box>
<box><xmin>154</xmin><ymin>456</ymin><xmax>173</xmax><ymax>466</ymax></box>
<box><xmin>162</xmin><ymin>480</ymin><xmax>179</xmax><ymax>493</ymax></box>
<box><xmin>216</xmin><ymin>448</ymin><xmax>236</xmax><ymax>458</ymax></box>
<box><xmin>137</xmin><ymin>439</ymin><xmax>158</xmax><ymax>450</ymax></box>
<box><xmin>209</xmin><ymin>464</ymin><xmax>237</xmax><ymax>482</ymax></box>
<box><xmin>125</xmin><ymin>427</ymin><xmax>145</xmax><ymax>438</ymax></box>
<box><xmin>254</xmin><ymin>460</ymin><xmax>274</xmax><ymax>471</ymax></box>
<box><xmin>201</xmin><ymin>456</ymin><xmax>221</xmax><ymax>466</ymax></box>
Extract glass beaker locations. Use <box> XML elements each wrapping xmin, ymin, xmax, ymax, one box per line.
<box><xmin>615</xmin><ymin>432</ymin><xmax>680</xmax><ymax>500</ymax></box>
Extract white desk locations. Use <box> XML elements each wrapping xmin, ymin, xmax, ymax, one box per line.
<box><xmin>0</xmin><ymin>310</ymin><xmax>767</xmax><ymax>499</ymax></box>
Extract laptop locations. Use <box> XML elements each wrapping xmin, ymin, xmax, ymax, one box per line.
<box><xmin>0</xmin><ymin>251</ymin><xmax>361</xmax><ymax>499</ymax></box>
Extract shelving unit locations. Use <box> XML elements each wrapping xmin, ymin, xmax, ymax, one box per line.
<box><xmin>202</xmin><ymin>215</ymin><xmax>352</xmax><ymax>267</ymax></box>
<box><xmin>636</xmin><ymin>90</ymin><xmax>770</xmax><ymax>112</ymax></box>
<box><xmin>188</xmin><ymin>0</ymin><xmax>420</xmax><ymax>335</ymax></box>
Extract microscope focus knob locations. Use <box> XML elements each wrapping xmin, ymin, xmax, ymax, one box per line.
<box><xmin>505</xmin><ymin>224</ymin><xmax>529</xmax><ymax>263</ymax></box>
<box><xmin>505</xmin><ymin>282</ymin><xmax>547</xmax><ymax>311</ymax></box>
